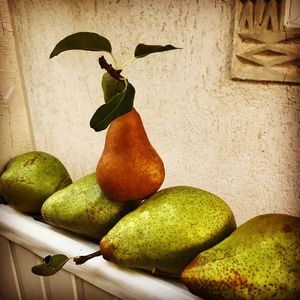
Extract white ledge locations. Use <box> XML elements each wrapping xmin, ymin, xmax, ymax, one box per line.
<box><xmin>0</xmin><ymin>205</ymin><xmax>200</xmax><ymax>300</ymax></box>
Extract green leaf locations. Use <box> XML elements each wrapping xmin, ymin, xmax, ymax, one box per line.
<box><xmin>31</xmin><ymin>254</ymin><xmax>69</xmax><ymax>276</ymax></box>
<box><xmin>134</xmin><ymin>44</ymin><xmax>181</xmax><ymax>58</ymax></box>
<box><xmin>90</xmin><ymin>82</ymin><xmax>135</xmax><ymax>131</ymax></box>
<box><xmin>50</xmin><ymin>32</ymin><xmax>112</xmax><ymax>58</ymax></box>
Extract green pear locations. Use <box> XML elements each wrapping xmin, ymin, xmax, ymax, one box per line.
<box><xmin>0</xmin><ymin>151</ymin><xmax>72</xmax><ymax>213</ymax></box>
<box><xmin>101</xmin><ymin>72</ymin><xmax>125</xmax><ymax>103</ymax></box>
<box><xmin>100</xmin><ymin>186</ymin><xmax>236</xmax><ymax>276</ymax></box>
<box><xmin>41</xmin><ymin>173</ymin><xmax>139</xmax><ymax>241</ymax></box>
<box><xmin>181</xmin><ymin>214</ymin><xmax>300</xmax><ymax>300</ymax></box>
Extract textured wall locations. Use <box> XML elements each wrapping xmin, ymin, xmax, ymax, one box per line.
<box><xmin>8</xmin><ymin>0</ymin><xmax>300</xmax><ymax>225</ymax></box>
<box><xmin>0</xmin><ymin>0</ymin><xmax>35</xmax><ymax>172</ymax></box>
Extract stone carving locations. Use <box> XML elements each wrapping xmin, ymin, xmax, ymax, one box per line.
<box><xmin>231</xmin><ymin>0</ymin><xmax>300</xmax><ymax>83</ymax></box>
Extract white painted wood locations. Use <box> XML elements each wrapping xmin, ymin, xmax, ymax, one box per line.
<box><xmin>0</xmin><ymin>233</ymin><xmax>120</xmax><ymax>300</ymax></box>
<box><xmin>0</xmin><ymin>235</ymin><xmax>21</xmax><ymax>300</ymax></box>
<box><xmin>0</xmin><ymin>205</ymin><xmax>200</xmax><ymax>300</ymax></box>
<box><xmin>11</xmin><ymin>243</ymin><xmax>47</xmax><ymax>300</ymax></box>
<box><xmin>83</xmin><ymin>281</ymin><xmax>118</xmax><ymax>300</ymax></box>
<box><xmin>44</xmin><ymin>270</ymin><xmax>78</xmax><ymax>300</ymax></box>
<box><xmin>75</xmin><ymin>277</ymin><xmax>85</xmax><ymax>300</ymax></box>
<box><xmin>10</xmin><ymin>243</ymin><xmax>45</xmax><ymax>300</ymax></box>
<box><xmin>0</xmin><ymin>0</ymin><xmax>35</xmax><ymax>172</ymax></box>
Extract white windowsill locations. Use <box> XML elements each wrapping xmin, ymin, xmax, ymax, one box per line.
<box><xmin>0</xmin><ymin>205</ymin><xmax>200</xmax><ymax>300</ymax></box>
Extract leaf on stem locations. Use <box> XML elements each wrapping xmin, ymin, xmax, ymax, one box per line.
<box><xmin>90</xmin><ymin>82</ymin><xmax>135</xmax><ymax>131</ymax></box>
<box><xmin>50</xmin><ymin>32</ymin><xmax>112</xmax><ymax>58</ymax></box>
<box><xmin>31</xmin><ymin>254</ymin><xmax>70</xmax><ymax>276</ymax></box>
<box><xmin>134</xmin><ymin>44</ymin><xmax>181</xmax><ymax>58</ymax></box>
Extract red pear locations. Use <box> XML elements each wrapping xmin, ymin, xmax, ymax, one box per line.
<box><xmin>96</xmin><ymin>108</ymin><xmax>165</xmax><ymax>201</ymax></box>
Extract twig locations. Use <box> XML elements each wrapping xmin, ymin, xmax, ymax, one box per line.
<box><xmin>98</xmin><ymin>56</ymin><xmax>124</xmax><ymax>81</ymax></box>
<box><xmin>73</xmin><ymin>250</ymin><xmax>101</xmax><ymax>265</ymax></box>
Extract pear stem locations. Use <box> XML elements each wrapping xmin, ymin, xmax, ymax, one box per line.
<box><xmin>73</xmin><ymin>250</ymin><xmax>101</xmax><ymax>265</ymax></box>
<box><xmin>121</xmin><ymin>56</ymin><xmax>137</xmax><ymax>69</ymax></box>
<box><xmin>98</xmin><ymin>56</ymin><xmax>124</xmax><ymax>82</ymax></box>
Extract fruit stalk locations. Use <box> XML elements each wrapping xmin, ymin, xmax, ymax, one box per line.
<box><xmin>74</xmin><ymin>250</ymin><xmax>101</xmax><ymax>265</ymax></box>
<box><xmin>98</xmin><ymin>56</ymin><xmax>124</xmax><ymax>81</ymax></box>
<box><xmin>73</xmin><ymin>251</ymin><xmax>181</xmax><ymax>279</ymax></box>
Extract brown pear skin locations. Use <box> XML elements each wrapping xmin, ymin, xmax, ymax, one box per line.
<box><xmin>96</xmin><ymin>108</ymin><xmax>165</xmax><ymax>202</ymax></box>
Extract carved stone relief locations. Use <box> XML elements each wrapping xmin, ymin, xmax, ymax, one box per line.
<box><xmin>231</xmin><ymin>0</ymin><xmax>300</xmax><ymax>83</ymax></box>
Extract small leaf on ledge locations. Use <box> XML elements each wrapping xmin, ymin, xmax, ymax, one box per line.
<box><xmin>31</xmin><ymin>254</ymin><xmax>69</xmax><ymax>276</ymax></box>
<box><xmin>134</xmin><ymin>44</ymin><xmax>181</xmax><ymax>58</ymax></box>
<box><xmin>50</xmin><ymin>32</ymin><xmax>112</xmax><ymax>58</ymax></box>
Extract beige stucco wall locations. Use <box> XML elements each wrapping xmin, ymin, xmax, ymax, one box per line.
<box><xmin>5</xmin><ymin>0</ymin><xmax>300</xmax><ymax>225</ymax></box>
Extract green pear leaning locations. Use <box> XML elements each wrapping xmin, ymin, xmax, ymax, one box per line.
<box><xmin>41</xmin><ymin>173</ymin><xmax>139</xmax><ymax>241</ymax></box>
<box><xmin>100</xmin><ymin>186</ymin><xmax>236</xmax><ymax>276</ymax></box>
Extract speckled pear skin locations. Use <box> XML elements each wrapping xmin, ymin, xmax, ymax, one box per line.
<box><xmin>181</xmin><ymin>214</ymin><xmax>300</xmax><ymax>300</ymax></box>
<box><xmin>100</xmin><ymin>186</ymin><xmax>236</xmax><ymax>275</ymax></box>
<box><xmin>41</xmin><ymin>173</ymin><xmax>139</xmax><ymax>241</ymax></box>
<box><xmin>96</xmin><ymin>108</ymin><xmax>165</xmax><ymax>202</ymax></box>
<box><xmin>0</xmin><ymin>151</ymin><xmax>72</xmax><ymax>214</ymax></box>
